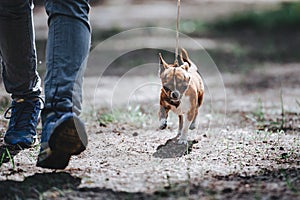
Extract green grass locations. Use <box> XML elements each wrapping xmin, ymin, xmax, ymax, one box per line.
<box><xmin>0</xmin><ymin>151</ymin><xmax>6</xmax><ymax>167</ymax></box>
<box><xmin>98</xmin><ymin>111</ymin><xmax>115</xmax><ymax>125</ymax></box>
<box><xmin>246</xmin><ymin>94</ymin><xmax>299</xmax><ymax>133</ymax></box>
<box><xmin>251</xmin><ymin>98</ymin><xmax>265</xmax><ymax>124</ymax></box>
<box><xmin>97</xmin><ymin>105</ymin><xmax>156</xmax><ymax>128</ymax></box>
<box><xmin>247</xmin><ymin>98</ymin><xmax>277</xmax><ymax>132</ymax></box>
<box><xmin>0</xmin><ymin>147</ymin><xmax>15</xmax><ymax>169</ymax></box>
<box><xmin>211</xmin><ymin>2</ymin><xmax>300</xmax><ymax>32</ymax></box>
<box><xmin>183</xmin><ymin>2</ymin><xmax>300</xmax><ymax>34</ymax></box>
<box><xmin>179</xmin><ymin>2</ymin><xmax>300</xmax><ymax>73</ymax></box>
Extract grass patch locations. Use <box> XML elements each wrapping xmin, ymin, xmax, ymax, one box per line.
<box><xmin>97</xmin><ymin>105</ymin><xmax>156</xmax><ymax>128</ymax></box>
<box><xmin>179</xmin><ymin>2</ymin><xmax>300</xmax><ymax>73</ymax></box>
<box><xmin>0</xmin><ymin>147</ymin><xmax>16</xmax><ymax>170</ymax></box>
<box><xmin>98</xmin><ymin>111</ymin><xmax>115</xmax><ymax>126</ymax></box>
<box><xmin>246</xmin><ymin>98</ymin><xmax>265</xmax><ymax>126</ymax></box>
<box><xmin>91</xmin><ymin>28</ymin><xmax>123</xmax><ymax>45</ymax></box>
<box><xmin>246</xmin><ymin>97</ymin><xmax>300</xmax><ymax>133</ymax></box>
<box><xmin>210</xmin><ymin>2</ymin><xmax>300</xmax><ymax>32</ymax></box>
<box><xmin>182</xmin><ymin>2</ymin><xmax>300</xmax><ymax>35</ymax></box>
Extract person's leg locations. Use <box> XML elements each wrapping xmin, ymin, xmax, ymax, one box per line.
<box><xmin>0</xmin><ymin>0</ymin><xmax>41</xmax><ymax>98</ymax></box>
<box><xmin>0</xmin><ymin>0</ymin><xmax>42</xmax><ymax>147</ymax></box>
<box><xmin>44</xmin><ymin>0</ymin><xmax>91</xmax><ymax>114</ymax></box>
<box><xmin>37</xmin><ymin>0</ymin><xmax>90</xmax><ymax>169</ymax></box>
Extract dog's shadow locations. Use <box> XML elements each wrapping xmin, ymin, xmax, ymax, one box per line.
<box><xmin>153</xmin><ymin>138</ymin><xmax>198</xmax><ymax>159</ymax></box>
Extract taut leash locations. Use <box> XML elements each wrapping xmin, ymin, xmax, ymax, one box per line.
<box><xmin>175</xmin><ymin>0</ymin><xmax>181</xmax><ymax>66</ymax></box>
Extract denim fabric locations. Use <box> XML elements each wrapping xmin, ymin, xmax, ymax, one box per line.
<box><xmin>0</xmin><ymin>0</ymin><xmax>91</xmax><ymax>115</ymax></box>
<box><xmin>44</xmin><ymin>0</ymin><xmax>91</xmax><ymax>115</ymax></box>
<box><xmin>0</xmin><ymin>0</ymin><xmax>41</xmax><ymax>99</ymax></box>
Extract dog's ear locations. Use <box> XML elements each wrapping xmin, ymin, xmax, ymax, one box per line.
<box><xmin>180</xmin><ymin>48</ymin><xmax>191</xmax><ymax>66</ymax></box>
<box><xmin>181</xmin><ymin>62</ymin><xmax>189</xmax><ymax>71</ymax></box>
<box><xmin>159</xmin><ymin>53</ymin><xmax>169</xmax><ymax>74</ymax></box>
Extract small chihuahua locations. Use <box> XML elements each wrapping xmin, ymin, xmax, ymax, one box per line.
<box><xmin>158</xmin><ymin>48</ymin><xmax>204</xmax><ymax>144</ymax></box>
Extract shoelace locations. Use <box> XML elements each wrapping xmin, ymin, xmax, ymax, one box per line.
<box><xmin>4</xmin><ymin>97</ymin><xmax>44</xmax><ymax>131</ymax></box>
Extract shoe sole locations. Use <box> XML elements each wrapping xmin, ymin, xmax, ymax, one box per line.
<box><xmin>36</xmin><ymin>115</ymin><xmax>87</xmax><ymax>169</ymax></box>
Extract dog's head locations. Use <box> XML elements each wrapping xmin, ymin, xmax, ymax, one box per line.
<box><xmin>159</xmin><ymin>49</ymin><xmax>191</xmax><ymax>102</ymax></box>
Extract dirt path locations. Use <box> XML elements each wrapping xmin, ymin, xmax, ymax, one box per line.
<box><xmin>1</xmin><ymin>1</ymin><xmax>300</xmax><ymax>199</ymax></box>
<box><xmin>0</xmin><ymin>63</ymin><xmax>299</xmax><ymax>199</ymax></box>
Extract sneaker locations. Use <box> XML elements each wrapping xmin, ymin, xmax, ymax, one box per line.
<box><xmin>4</xmin><ymin>98</ymin><xmax>42</xmax><ymax>148</ymax></box>
<box><xmin>36</xmin><ymin>111</ymin><xmax>88</xmax><ymax>169</ymax></box>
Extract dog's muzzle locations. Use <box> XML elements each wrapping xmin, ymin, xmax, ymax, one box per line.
<box><xmin>170</xmin><ymin>91</ymin><xmax>180</xmax><ymax>101</ymax></box>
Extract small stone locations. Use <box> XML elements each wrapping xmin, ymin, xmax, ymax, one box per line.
<box><xmin>133</xmin><ymin>132</ymin><xmax>138</xmax><ymax>137</ymax></box>
<box><xmin>222</xmin><ymin>188</ymin><xmax>233</xmax><ymax>193</ymax></box>
<box><xmin>99</xmin><ymin>122</ymin><xmax>107</xmax><ymax>127</ymax></box>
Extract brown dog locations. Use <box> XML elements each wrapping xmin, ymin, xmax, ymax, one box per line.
<box><xmin>158</xmin><ymin>49</ymin><xmax>204</xmax><ymax>144</ymax></box>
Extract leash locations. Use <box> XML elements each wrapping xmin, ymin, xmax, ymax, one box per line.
<box><xmin>174</xmin><ymin>0</ymin><xmax>181</xmax><ymax>66</ymax></box>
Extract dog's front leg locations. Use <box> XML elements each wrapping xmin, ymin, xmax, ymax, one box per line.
<box><xmin>177</xmin><ymin>114</ymin><xmax>184</xmax><ymax>137</ymax></box>
<box><xmin>189</xmin><ymin>108</ymin><xmax>198</xmax><ymax>130</ymax></box>
<box><xmin>159</xmin><ymin>106</ymin><xmax>169</xmax><ymax>129</ymax></box>
<box><xmin>178</xmin><ymin>116</ymin><xmax>192</xmax><ymax>144</ymax></box>
<box><xmin>178</xmin><ymin>110</ymin><xmax>195</xmax><ymax>144</ymax></box>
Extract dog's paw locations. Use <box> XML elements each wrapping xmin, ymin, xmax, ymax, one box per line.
<box><xmin>159</xmin><ymin>119</ymin><xmax>167</xmax><ymax>130</ymax></box>
<box><xmin>159</xmin><ymin>123</ymin><xmax>167</xmax><ymax>130</ymax></box>
<box><xmin>189</xmin><ymin>123</ymin><xmax>196</xmax><ymax>130</ymax></box>
<box><xmin>177</xmin><ymin>138</ymin><xmax>188</xmax><ymax>145</ymax></box>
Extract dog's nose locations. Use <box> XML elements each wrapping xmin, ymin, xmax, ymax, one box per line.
<box><xmin>171</xmin><ymin>91</ymin><xmax>180</xmax><ymax>99</ymax></box>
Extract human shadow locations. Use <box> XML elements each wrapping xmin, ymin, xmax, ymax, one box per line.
<box><xmin>0</xmin><ymin>167</ymin><xmax>299</xmax><ymax>199</ymax></box>
<box><xmin>0</xmin><ymin>172</ymin><xmax>81</xmax><ymax>199</ymax></box>
<box><xmin>0</xmin><ymin>172</ymin><xmax>153</xmax><ymax>200</ymax></box>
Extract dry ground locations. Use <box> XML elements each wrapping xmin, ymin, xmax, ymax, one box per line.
<box><xmin>1</xmin><ymin>1</ymin><xmax>300</xmax><ymax>199</ymax></box>
<box><xmin>0</xmin><ymin>63</ymin><xmax>299</xmax><ymax>199</ymax></box>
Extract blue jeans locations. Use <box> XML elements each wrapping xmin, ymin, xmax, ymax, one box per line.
<box><xmin>0</xmin><ymin>0</ymin><xmax>91</xmax><ymax>115</ymax></box>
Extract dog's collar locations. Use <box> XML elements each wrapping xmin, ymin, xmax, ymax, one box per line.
<box><xmin>161</xmin><ymin>87</ymin><xmax>181</xmax><ymax>107</ymax></box>
<box><xmin>165</xmin><ymin>96</ymin><xmax>181</xmax><ymax>108</ymax></box>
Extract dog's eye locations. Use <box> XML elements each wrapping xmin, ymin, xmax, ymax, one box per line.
<box><xmin>178</xmin><ymin>82</ymin><xmax>188</xmax><ymax>93</ymax></box>
<box><xmin>164</xmin><ymin>82</ymin><xmax>175</xmax><ymax>91</ymax></box>
<box><xmin>177</xmin><ymin>80</ymin><xmax>187</xmax><ymax>87</ymax></box>
<box><xmin>163</xmin><ymin>85</ymin><xmax>171</xmax><ymax>92</ymax></box>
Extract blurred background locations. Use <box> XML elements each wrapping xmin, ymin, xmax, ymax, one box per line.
<box><xmin>0</xmin><ymin>2</ymin><xmax>299</xmax><ymax>197</ymax></box>
<box><xmin>32</xmin><ymin>0</ymin><xmax>300</xmax><ymax>76</ymax></box>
